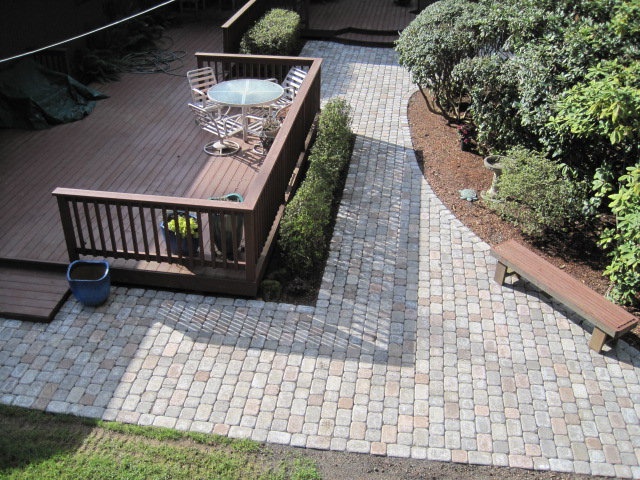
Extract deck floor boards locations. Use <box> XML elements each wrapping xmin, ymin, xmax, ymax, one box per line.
<box><xmin>0</xmin><ymin>267</ymin><xmax>70</xmax><ymax>322</ymax></box>
<box><xmin>307</xmin><ymin>0</ymin><xmax>416</xmax><ymax>44</ymax></box>
<box><xmin>0</xmin><ymin>1</ymin><xmax>412</xmax><ymax>321</ymax></box>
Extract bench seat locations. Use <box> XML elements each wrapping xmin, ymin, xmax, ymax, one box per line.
<box><xmin>491</xmin><ymin>240</ymin><xmax>638</xmax><ymax>353</ymax></box>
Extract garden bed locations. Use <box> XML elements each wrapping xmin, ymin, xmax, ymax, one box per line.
<box><xmin>407</xmin><ymin>91</ymin><xmax>640</xmax><ymax>346</ymax></box>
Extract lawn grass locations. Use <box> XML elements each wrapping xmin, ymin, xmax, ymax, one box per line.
<box><xmin>0</xmin><ymin>405</ymin><xmax>320</xmax><ymax>480</ymax></box>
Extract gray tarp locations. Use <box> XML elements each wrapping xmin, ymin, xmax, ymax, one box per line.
<box><xmin>0</xmin><ymin>58</ymin><xmax>108</xmax><ymax>129</ymax></box>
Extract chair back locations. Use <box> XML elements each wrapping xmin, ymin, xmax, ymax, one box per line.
<box><xmin>281</xmin><ymin>67</ymin><xmax>308</xmax><ymax>96</ymax></box>
<box><xmin>187</xmin><ymin>67</ymin><xmax>218</xmax><ymax>105</ymax></box>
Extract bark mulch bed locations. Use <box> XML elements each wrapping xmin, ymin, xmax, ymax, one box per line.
<box><xmin>407</xmin><ymin>91</ymin><xmax>639</xmax><ymax>348</ymax></box>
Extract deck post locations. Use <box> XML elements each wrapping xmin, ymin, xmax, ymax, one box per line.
<box><xmin>244</xmin><ymin>211</ymin><xmax>257</xmax><ymax>283</ymax></box>
<box><xmin>53</xmin><ymin>190</ymin><xmax>80</xmax><ymax>262</ymax></box>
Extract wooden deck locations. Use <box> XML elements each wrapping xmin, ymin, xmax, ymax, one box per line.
<box><xmin>305</xmin><ymin>0</ymin><xmax>417</xmax><ymax>46</ymax></box>
<box><xmin>0</xmin><ymin>10</ymin><xmax>259</xmax><ymax>319</ymax></box>
<box><xmin>0</xmin><ymin>0</ymin><xmax>411</xmax><ymax>321</ymax></box>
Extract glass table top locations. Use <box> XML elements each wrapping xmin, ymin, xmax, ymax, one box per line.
<box><xmin>207</xmin><ymin>79</ymin><xmax>284</xmax><ymax>107</ymax></box>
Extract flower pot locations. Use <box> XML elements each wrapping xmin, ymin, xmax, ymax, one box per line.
<box><xmin>160</xmin><ymin>213</ymin><xmax>200</xmax><ymax>256</ymax></box>
<box><xmin>210</xmin><ymin>193</ymin><xmax>244</xmax><ymax>260</ymax></box>
<box><xmin>66</xmin><ymin>260</ymin><xmax>110</xmax><ymax>306</ymax></box>
<box><xmin>260</xmin><ymin>128</ymin><xmax>279</xmax><ymax>152</ymax></box>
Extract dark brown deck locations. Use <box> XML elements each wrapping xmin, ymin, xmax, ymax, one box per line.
<box><xmin>305</xmin><ymin>0</ymin><xmax>417</xmax><ymax>46</ymax></box>
<box><xmin>0</xmin><ymin>0</ymin><xmax>411</xmax><ymax>321</ymax></box>
<box><xmin>0</xmin><ymin>10</ymin><xmax>256</xmax><ymax>319</ymax></box>
<box><xmin>0</xmin><ymin>265</ymin><xmax>70</xmax><ymax>322</ymax></box>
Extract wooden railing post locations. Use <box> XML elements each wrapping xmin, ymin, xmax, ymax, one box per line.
<box><xmin>54</xmin><ymin>190</ymin><xmax>80</xmax><ymax>262</ymax></box>
<box><xmin>243</xmin><ymin>210</ymin><xmax>257</xmax><ymax>282</ymax></box>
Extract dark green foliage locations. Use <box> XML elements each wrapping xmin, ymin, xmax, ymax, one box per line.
<box><xmin>278</xmin><ymin>98</ymin><xmax>353</xmax><ymax>275</ymax></box>
<box><xmin>239</xmin><ymin>9</ymin><xmax>301</xmax><ymax>56</ymax></box>
<box><xmin>489</xmin><ymin>147</ymin><xmax>589</xmax><ymax>238</ymax></box>
<box><xmin>396</xmin><ymin>0</ymin><xmax>496</xmax><ymax>120</ymax></box>
<box><xmin>260</xmin><ymin>279</ymin><xmax>282</xmax><ymax>301</ymax></box>
<box><xmin>595</xmin><ymin>164</ymin><xmax>640</xmax><ymax>306</ymax></box>
<box><xmin>397</xmin><ymin>0</ymin><xmax>640</xmax><ymax>304</ymax></box>
<box><xmin>453</xmin><ymin>55</ymin><xmax>529</xmax><ymax>152</ymax></box>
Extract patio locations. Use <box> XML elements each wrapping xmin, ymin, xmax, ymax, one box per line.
<box><xmin>1</xmin><ymin>2</ymin><xmax>640</xmax><ymax>479</ymax></box>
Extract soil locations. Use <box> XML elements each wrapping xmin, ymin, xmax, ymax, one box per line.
<box><xmin>273</xmin><ymin>444</ymin><xmax>612</xmax><ymax>480</ymax></box>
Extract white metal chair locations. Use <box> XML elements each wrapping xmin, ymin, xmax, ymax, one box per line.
<box><xmin>272</xmin><ymin>66</ymin><xmax>308</xmax><ymax>109</ymax></box>
<box><xmin>188</xmin><ymin>103</ymin><xmax>242</xmax><ymax>156</ymax></box>
<box><xmin>186</xmin><ymin>67</ymin><xmax>229</xmax><ymax>114</ymax></box>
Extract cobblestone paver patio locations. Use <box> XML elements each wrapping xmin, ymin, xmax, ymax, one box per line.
<box><xmin>1</xmin><ymin>41</ymin><xmax>639</xmax><ymax>478</ymax></box>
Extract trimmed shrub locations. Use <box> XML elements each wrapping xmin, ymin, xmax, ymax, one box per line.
<box><xmin>278</xmin><ymin>176</ymin><xmax>333</xmax><ymax>273</ymax></box>
<box><xmin>239</xmin><ymin>9</ymin><xmax>301</xmax><ymax>56</ymax></box>
<box><xmin>307</xmin><ymin>98</ymin><xmax>353</xmax><ymax>188</ymax></box>
<box><xmin>278</xmin><ymin>98</ymin><xmax>353</xmax><ymax>274</ymax></box>
<box><xmin>260</xmin><ymin>279</ymin><xmax>282</xmax><ymax>301</ymax></box>
<box><xmin>489</xmin><ymin>146</ymin><xmax>589</xmax><ymax>238</ymax></box>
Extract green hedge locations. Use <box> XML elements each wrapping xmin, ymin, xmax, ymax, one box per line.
<box><xmin>239</xmin><ymin>9</ymin><xmax>301</xmax><ymax>56</ymax></box>
<box><xmin>278</xmin><ymin>98</ymin><xmax>353</xmax><ymax>274</ymax></box>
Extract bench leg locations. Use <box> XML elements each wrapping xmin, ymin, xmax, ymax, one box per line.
<box><xmin>589</xmin><ymin>328</ymin><xmax>609</xmax><ymax>353</ymax></box>
<box><xmin>494</xmin><ymin>261</ymin><xmax>508</xmax><ymax>285</ymax></box>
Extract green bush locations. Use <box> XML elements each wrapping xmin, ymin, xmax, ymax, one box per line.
<box><xmin>239</xmin><ymin>9</ymin><xmax>301</xmax><ymax>56</ymax></box>
<box><xmin>489</xmin><ymin>146</ymin><xmax>589</xmax><ymax>238</ymax></box>
<box><xmin>307</xmin><ymin>98</ymin><xmax>353</xmax><ymax>187</ymax></box>
<box><xmin>278</xmin><ymin>176</ymin><xmax>333</xmax><ymax>273</ymax></box>
<box><xmin>596</xmin><ymin>163</ymin><xmax>640</xmax><ymax>305</ymax></box>
<box><xmin>259</xmin><ymin>279</ymin><xmax>282</xmax><ymax>301</ymax></box>
<box><xmin>278</xmin><ymin>98</ymin><xmax>353</xmax><ymax>274</ymax></box>
<box><xmin>395</xmin><ymin>0</ymin><xmax>500</xmax><ymax>121</ymax></box>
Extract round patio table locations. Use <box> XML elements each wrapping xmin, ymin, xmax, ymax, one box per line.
<box><xmin>208</xmin><ymin>79</ymin><xmax>284</xmax><ymax>142</ymax></box>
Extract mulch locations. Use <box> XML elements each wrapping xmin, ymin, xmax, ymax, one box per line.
<box><xmin>406</xmin><ymin>90</ymin><xmax>640</xmax><ymax>346</ymax></box>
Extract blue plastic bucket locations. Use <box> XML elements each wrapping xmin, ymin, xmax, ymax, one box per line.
<box><xmin>66</xmin><ymin>260</ymin><xmax>111</xmax><ymax>306</ymax></box>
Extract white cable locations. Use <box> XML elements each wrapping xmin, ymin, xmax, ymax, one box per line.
<box><xmin>0</xmin><ymin>0</ymin><xmax>176</xmax><ymax>65</ymax></box>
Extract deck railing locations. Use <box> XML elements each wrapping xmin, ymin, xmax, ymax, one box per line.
<box><xmin>53</xmin><ymin>190</ymin><xmax>250</xmax><ymax>268</ymax></box>
<box><xmin>53</xmin><ymin>53</ymin><xmax>321</xmax><ymax>296</ymax></box>
<box><xmin>221</xmin><ymin>0</ymin><xmax>269</xmax><ymax>53</ymax></box>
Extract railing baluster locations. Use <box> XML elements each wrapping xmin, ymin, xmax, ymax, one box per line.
<box><xmin>230</xmin><ymin>214</ymin><xmax>239</xmax><ymax>268</ymax></box>
<box><xmin>139</xmin><ymin>206</ymin><xmax>150</xmax><ymax>261</ymax></box>
<box><xmin>71</xmin><ymin>200</ymin><xmax>85</xmax><ymax>251</ymax></box>
<box><xmin>115</xmin><ymin>204</ymin><xmax>128</xmax><ymax>258</ymax></box>
<box><xmin>160</xmin><ymin>207</ymin><xmax>173</xmax><ymax>263</ymax></box>
<box><xmin>150</xmin><ymin>207</ymin><xmax>161</xmax><ymax>262</ymax></box>
<box><xmin>82</xmin><ymin>201</ymin><xmax>97</xmax><ymax>253</ymax></box>
<box><xmin>105</xmin><ymin>204</ymin><xmax>117</xmax><ymax>253</ymax></box>
<box><xmin>127</xmin><ymin>204</ymin><xmax>139</xmax><ymax>256</ymax></box>
<box><xmin>207</xmin><ymin>211</ymin><xmax>218</xmax><ymax>268</ymax></box>
<box><xmin>195</xmin><ymin>211</ymin><xmax>205</xmax><ymax>266</ymax></box>
<box><xmin>93</xmin><ymin>202</ymin><xmax>107</xmax><ymax>255</ymax></box>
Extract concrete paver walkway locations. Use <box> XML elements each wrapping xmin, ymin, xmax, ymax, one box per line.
<box><xmin>1</xmin><ymin>41</ymin><xmax>640</xmax><ymax>479</ymax></box>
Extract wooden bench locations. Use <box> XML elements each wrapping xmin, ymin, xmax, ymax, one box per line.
<box><xmin>491</xmin><ymin>240</ymin><xmax>638</xmax><ymax>353</ymax></box>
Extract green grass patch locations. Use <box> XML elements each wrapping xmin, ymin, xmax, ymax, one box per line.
<box><xmin>0</xmin><ymin>405</ymin><xmax>320</xmax><ymax>480</ymax></box>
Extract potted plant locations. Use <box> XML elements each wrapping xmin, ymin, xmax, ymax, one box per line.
<box><xmin>209</xmin><ymin>193</ymin><xmax>244</xmax><ymax>260</ymax></box>
<box><xmin>160</xmin><ymin>211</ymin><xmax>200</xmax><ymax>256</ymax></box>
<box><xmin>66</xmin><ymin>259</ymin><xmax>111</xmax><ymax>306</ymax></box>
<box><xmin>259</xmin><ymin>114</ymin><xmax>281</xmax><ymax>153</ymax></box>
